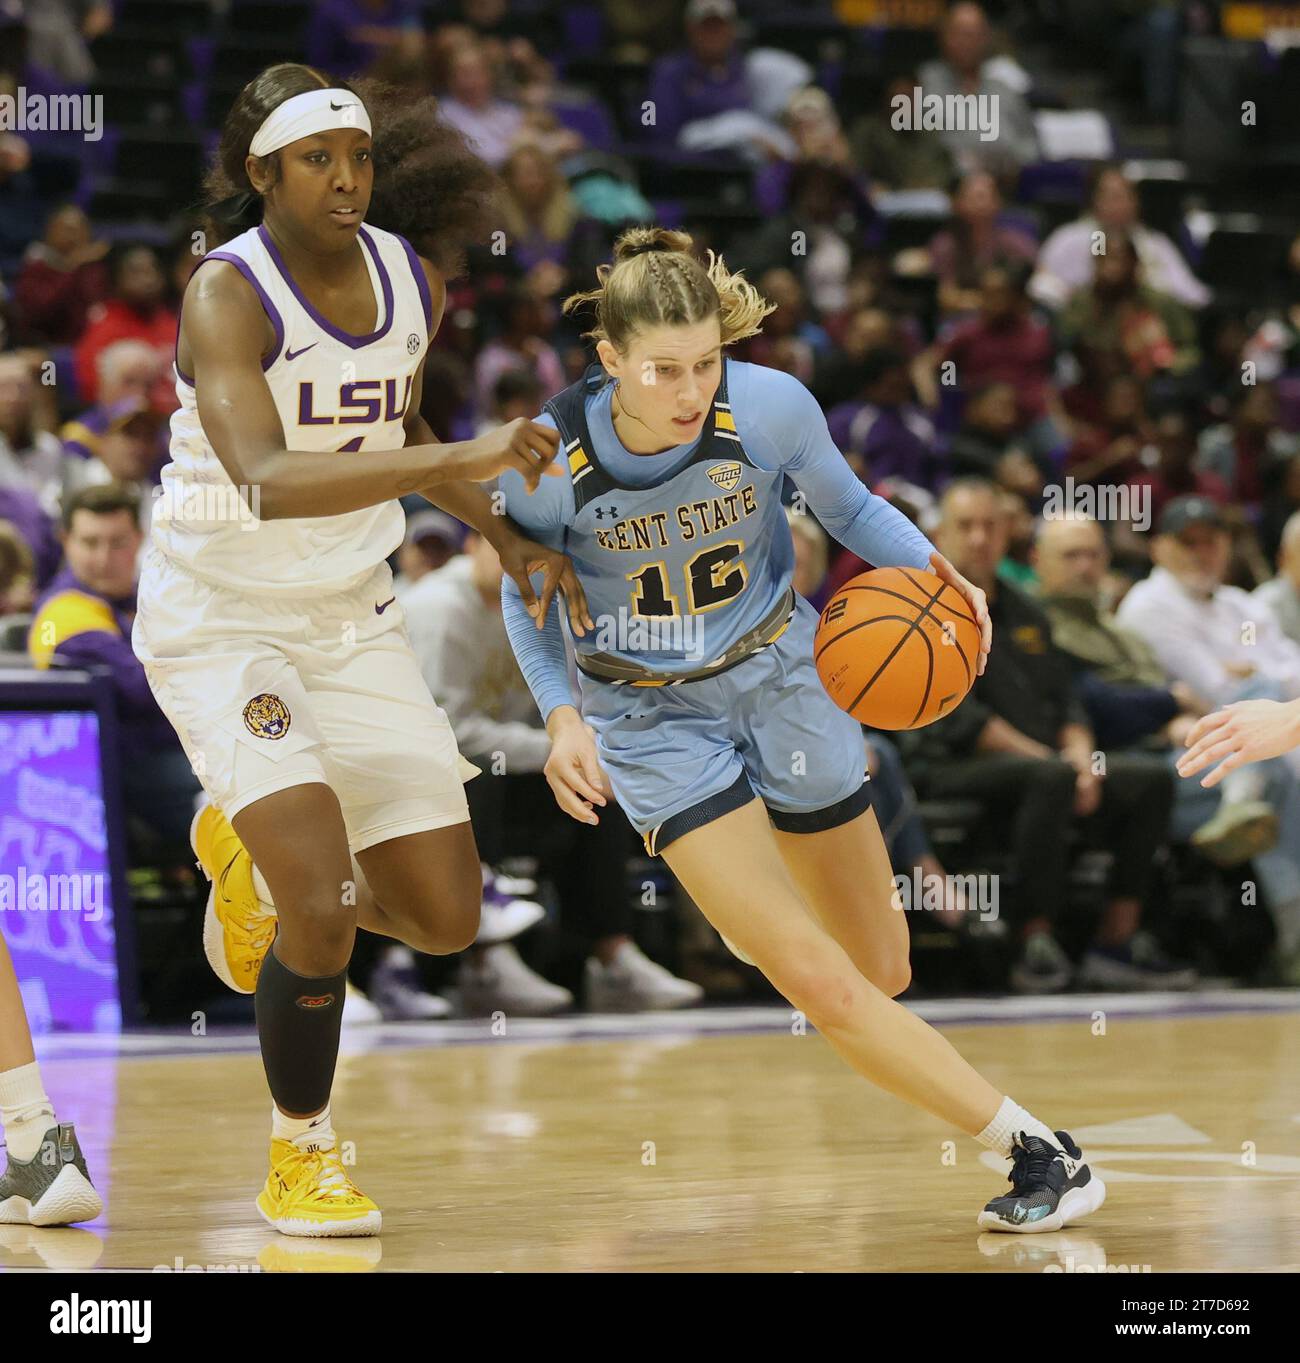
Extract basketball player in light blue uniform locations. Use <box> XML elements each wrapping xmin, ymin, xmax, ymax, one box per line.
<box><xmin>503</xmin><ymin>339</ymin><xmax>934</xmax><ymax>853</ymax></box>
<box><xmin>500</xmin><ymin>228</ymin><xmax>1110</xmax><ymax>1235</ymax></box>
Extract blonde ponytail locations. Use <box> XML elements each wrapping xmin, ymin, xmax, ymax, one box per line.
<box><xmin>562</xmin><ymin>225</ymin><xmax>775</xmax><ymax>352</ymax></box>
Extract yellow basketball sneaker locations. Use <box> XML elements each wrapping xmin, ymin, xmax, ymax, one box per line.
<box><xmin>256</xmin><ymin>1138</ymin><xmax>382</xmax><ymax>1238</ymax></box>
<box><xmin>191</xmin><ymin>802</ymin><xmax>277</xmax><ymax>994</ymax></box>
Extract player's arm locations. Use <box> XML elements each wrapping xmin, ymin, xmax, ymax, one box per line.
<box><xmin>181</xmin><ymin>261</ymin><xmax>562</xmax><ymax>520</ymax></box>
<box><xmin>497</xmin><ymin>463</ymin><xmax>610</xmax><ymax>823</ymax></box>
<box><xmin>741</xmin><ymin>364</ymin><xmax>992</xmax><ymax>673</ymax></box>
<box><xmin>402</xmin><ymin>258</ymin><xmax>590</xmax><ymax>635</ymax></box>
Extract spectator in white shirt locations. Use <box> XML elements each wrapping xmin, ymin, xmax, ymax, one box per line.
<box><xmin>1118</xmin><ymin>495</ymin><xmax>1300</xmax><ymax>983</ymax></box>
<box><xmin>1031</xmin><ymin>166</ymin><xmax>1211</xmax><ymax>312</ymax></box>
<box><xmin>1251</xmin><ymin>509</ymin><xmax>1300</xmax><ymax>647</ymax></box>
<box><xmin>437</xmin><ymin>41</ymin><xmax>524</xmax><ymax>170</ymax></box>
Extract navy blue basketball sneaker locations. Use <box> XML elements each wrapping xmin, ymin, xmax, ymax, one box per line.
<box><xmin>977</xmin><ymin>1130</ymin><xmax>1106</xmax><ymax>1233</ymax></box>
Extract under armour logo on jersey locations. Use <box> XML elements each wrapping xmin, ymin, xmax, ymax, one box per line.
<box><xmin>593</xmin><ymin>506</ymin><xmax>620</xmax><ymax>520</ymax></box>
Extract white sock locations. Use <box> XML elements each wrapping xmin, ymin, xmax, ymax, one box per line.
<box><xmin>0</xmin><ymin>1061</ymin><xmax>57</xmax><ymax>1162</ymax></box>
<box><xmin>975</xmin><ymin>1096</ymin><xmax>1058</xmax><ymax>1158</ymax></box>
<box><xmin>251</xmin><ymin>863</ymin><xmax>275</xmax><ymax>908</ymax></box>
<box><xmin>272</xmin><ymin>1102</ymin><xmax>335</xmax><ymax>1151</ymax></box>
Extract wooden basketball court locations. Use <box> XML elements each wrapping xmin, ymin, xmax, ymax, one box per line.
<box><xmin>5</xmin><ymin>993</ymin><xmax>1299</xmax><ymax>1273</ymax></box>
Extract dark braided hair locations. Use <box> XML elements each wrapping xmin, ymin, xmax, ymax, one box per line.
<box><xmin>201</xmin><ymin>63</ymin><xmax>502</xmax><ymax>277</ymax></box>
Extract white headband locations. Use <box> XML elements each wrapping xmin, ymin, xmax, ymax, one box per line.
<box><xmin>249</xmin><ymin>88</ymin><xmax>371</xmax><ymax>158</ymax></box>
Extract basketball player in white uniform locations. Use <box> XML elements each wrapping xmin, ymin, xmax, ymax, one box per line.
<box><xmin>132</xmin><ymin>67</ymin><xmax>585</xmax><ymax>1237</ymax></box>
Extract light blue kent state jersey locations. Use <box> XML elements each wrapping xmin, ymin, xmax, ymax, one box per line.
<box><xmin>499</xmin><ymin>356</ymin><xmax>936</xmax><ymax>695</ymax></box>
<box><xmin>499</xmin><ymin>356</ymin><xmax>939</xmax><ymax>843</ymax></box>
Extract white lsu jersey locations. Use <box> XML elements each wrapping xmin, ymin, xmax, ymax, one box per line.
<box><xmin>153</xmin><ymin>221</ymin><xmax>431</xmax><ymax>595</ymax></box>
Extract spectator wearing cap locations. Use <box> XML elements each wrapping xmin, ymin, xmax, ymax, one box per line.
<box><xmin>73</xmin><ymin>243</ymin><xmax>177</xmax><ymax>405</ymax></box>
<box><xmin>646</xmin><ymin>0</ymin><xmax>806</xmax><ymax>163</ymax></box>
<box><xmin>1036</xmin><ymin>513</ymin><xmax>1279</xmax><ymax>870</ymax></box>
<box><xmin>915</xmin><ymin>2</ymin><xmax>1039</xmax><ymax>177</ymax></box>
<box><xmin>28</xmin><ymin>483</ymin><xmax>201</xmax><ymax>849</ymax></box>
<box><xmin>11</xmin><ymin>203</ymin><xmax>110</xmax><ymax>345</ymax></box>
<box><xmin>1117</xmin><ymin>497</ymin><xmax>1300</xmax><ymax>712</ymax></box>
<box><xmin>1031</xmin><ymin>166</ymin><xmax>1211</xmax><ymax>313</ymax></box>
<box><xmin>1252</xmin><ymin>509</ymin><xmax>1300</xmax><ymax>646</ymax></box>
<box><xmin>1117</xmin><ymin>494</ymin><xmax>1300</xmax><ymax>983</ymax></box>
<box><xmin>60</xmin><ymin>340</ymin><xmax>169</xmax><ymax>510</ymax></box>
<box><xmin>404</xmin><ymin>528</ymin><xmax>704</xmax><ymax>1013</ymax></box>
<box><xmin>394</xmin><ymin>508</ymin><xmax>462</xmax><ymax>601</ymax></box>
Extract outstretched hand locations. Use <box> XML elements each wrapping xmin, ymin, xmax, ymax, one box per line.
<box><xmin>1175</xmin><ymin>697</ymin><xmax>1300</xmax><ymax>787</ymax></box>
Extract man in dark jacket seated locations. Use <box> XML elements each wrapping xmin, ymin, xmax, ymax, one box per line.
<box><xmin>898</xmin><ymin>479</ymin><xmax>1193</xmax><ymax>993</ymax></box>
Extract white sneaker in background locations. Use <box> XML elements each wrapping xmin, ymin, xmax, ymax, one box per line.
<box><xmin>342</xmin><ymin>980</ymin><xmax>382</xmax><ymax>1027</ymax></box>
<box><xmin>476</xmin><ymin>867</ymin><xmax>547</xmax><ymax>946</ymax></box>
<box><xmin>585</xmin><ymin>941</ymin><xmax>704</xmax><ymax>1013</ymax></box>
<box><xmin>456</xmin><ymin>943</ymin><xmax>573</xmax><ymax>1016</ymax></box>
<box><xmin>367</xmin><ymin>946</ymin><xmax>452</xmax><ymax>1021</ymax></box>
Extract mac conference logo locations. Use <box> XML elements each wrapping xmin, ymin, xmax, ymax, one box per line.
<box><xmin>707</xmin><ymin>462</ymin><xmax>742</xmax><ymax>491</ymax></box>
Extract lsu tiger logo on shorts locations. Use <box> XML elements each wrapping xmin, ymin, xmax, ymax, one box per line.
<box><xmin>243</xmin><ymin>692</ymin><xmax>291</xmax><ymax>739</ymax></box>
<box><xmin>707</xmin><ymin>461</ymin><xmax>742</xmax><ymax>492</ymax></box>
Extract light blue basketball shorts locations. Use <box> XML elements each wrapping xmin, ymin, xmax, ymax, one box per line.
<box><xmin>579</xmin><ymin>594</ymin><xmax>873</xmax><ymax>855</ymax></box>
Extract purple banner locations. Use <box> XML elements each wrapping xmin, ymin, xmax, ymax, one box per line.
<box><xmin>0</xmin><ymin>710</ymin><xmax>121</xmax><ymax>1033</ymax></box>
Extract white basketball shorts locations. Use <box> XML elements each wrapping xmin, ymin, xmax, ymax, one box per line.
<box><xmin>132</xmin><ymin>544</ymin><xmax>475</xmax><ymax>854</ymax></box>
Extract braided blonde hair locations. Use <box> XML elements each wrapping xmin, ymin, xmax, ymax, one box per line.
<box><xmin>562</xmin><ymin>226</ymin><xmax>775</xmax><ymax>353</ymax></box>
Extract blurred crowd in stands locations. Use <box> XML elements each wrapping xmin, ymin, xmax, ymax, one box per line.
<box><xmin>4</xmin><ymin>0</ymin><xmax>1300</xmax><ymax>1017</ymax></box>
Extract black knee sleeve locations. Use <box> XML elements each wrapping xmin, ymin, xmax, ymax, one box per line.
<box><xmin>254</xmin><ymin>945</ymin><xmax>347</xmax><ymax>1116</ymax></box>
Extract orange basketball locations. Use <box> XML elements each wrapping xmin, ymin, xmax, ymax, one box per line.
<box><xmin>814</xmin><ymin>568</ymin><xmax>980</xmax><ymax>730</ymax></box>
